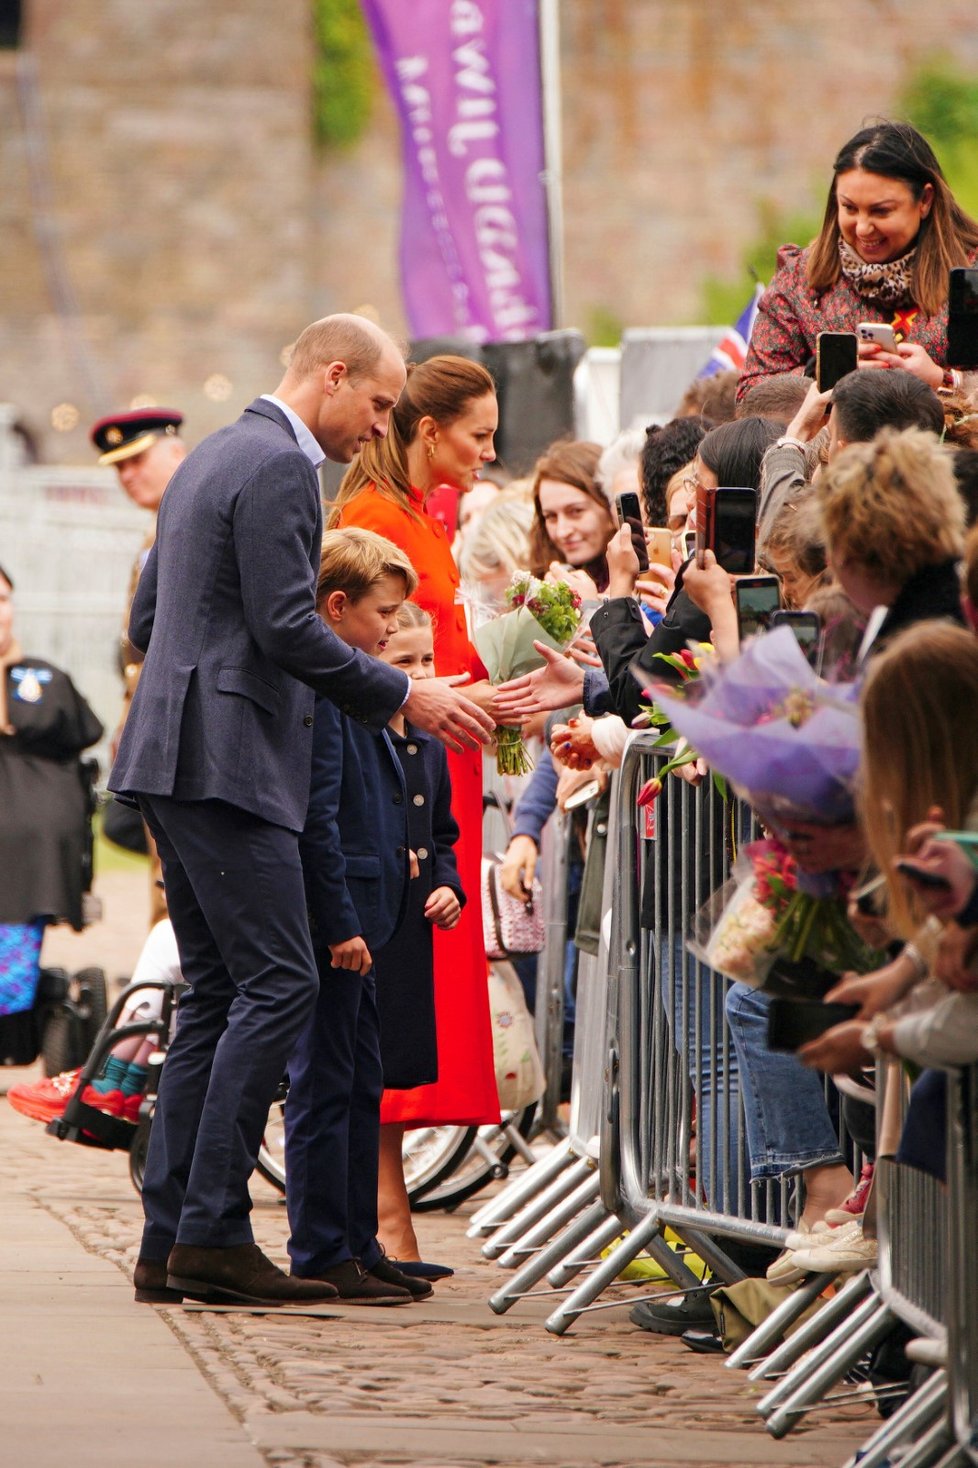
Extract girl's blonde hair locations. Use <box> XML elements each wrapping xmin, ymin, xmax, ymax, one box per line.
<box><xmin>860</xmin><ymin>621</ymin><xmax>978</xmax><ymax>936</ymax></box>
<box><xmin>394</xmin><ymin>600</ymin><xmax>432</xmax><ymax>632</ymax></box>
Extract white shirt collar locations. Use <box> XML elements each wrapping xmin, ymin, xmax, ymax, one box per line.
<box><xmin>260</xmin><ymin>394</ymin><xmax>325</xmax><ymax>470</ymax></box>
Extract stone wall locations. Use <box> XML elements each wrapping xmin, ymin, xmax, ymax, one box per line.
<box><xmin>4</xmin><ymin>0</ymin><xmax>978</xmax><ymax>462</ymax></box>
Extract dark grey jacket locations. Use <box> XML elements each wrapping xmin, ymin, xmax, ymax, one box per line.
<box><xmin>109</xmin><ymin>398</ymin><xmax>408</xmax><ymax>831</ymax></box>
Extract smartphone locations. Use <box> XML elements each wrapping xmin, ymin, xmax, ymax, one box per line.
<box><xmin>680</xmin><ymin>530</ymin><xmax>695</xmax><ymax>562</ymax></box>
<box><xmin>851</xmin><ymin>871</ymin><xmax>886</xmax><ymax>917</ymax></box>
<box><xmin>735</xmin><ymin>574</ymin><xmax>781</xmax><ymax>640</ymax></box>
<box><xmin>713</xmin><ymin>487</ymin><xmax>757</xmax><ymax>573</ymax></box>
<box><xmin>857</xmin><ymin>322</ymin><xmax>897</xmax><ymax>353</ymax></box>
<box><xmin>816</xmin><ymin>331</ymin><xmax>858</xmax><ymax>392</ymax></box>
<box><xmin>646</xmin><ymin>526</ymin><xmax>673</xmax><ymax>569</ymax></box>
<box><xmin>770</xmin><ymin>609</ymin><xmax>822</xmax><ymax>668</ymax></box>
<box><xmin>615</xmin><ymin>491</ymin><xmax>649</xmax><ymax>572</ymax></box>
<box><xmin>767</xmin><ymin>997</ymin><xmax>860</xmax><ymax>1052</ymax></box>
<box><xmin>895</xmin><ymin>859</ymin><xmax>952</xmax><ymax>892</ymax></box>
<box><xmin>947</xmin><ymin>267</ymin><xmax>978</xmax><ymax>370</ymax></box>
<box><xmin>563</xmin><ymin>777</ymin><xmax>603</xmax><ymax>811</ymax></box>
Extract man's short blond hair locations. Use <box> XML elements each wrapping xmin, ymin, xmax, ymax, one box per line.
<box><xmin>818</xmin><ymin>426</ymin><xmax>965</xmax><ymax>585</ymax></box>
<box><xmin>317</xmin><ymin>527</ymin><xmax>418</xmax><ymax>604</ymax></box>
<box><xmin>288</xmin><ymin>314</ymin><xmax>396</xmax><ymax>383</ymax></box>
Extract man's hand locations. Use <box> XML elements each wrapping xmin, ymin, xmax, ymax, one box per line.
<box><xmin>494</xmin><ymin>642</ymin><xmax>586</xmax><ymax>721</ymax></box>
<box><xmin>499</xmin><ymin>835</ymin><xmax>538</xmax><ymax>904</ymax></box>
<box><xmin>784</xmin><ymin>380</ymin><xmax>833</xmax><ymax>444</ymax></box>
<box><xmin>824</xmin><ymin>960</ymin><xmax>918</xmax><ymax>1020</ymax></box>
<box><xmin>682</xmin><ymin>550</ymin><xmax>734</xmax><ymax>618</ymax></box>
<box><xmin>404</xmin><ymin>674</ymin><xmax>494</xmax><ymax>754</ymax></box>
<box><xmin>425</xmin><ymin>885</ymin><xmax>462</xmax><ymax>929</ymax></box>
<box><xmin>329</xmin><ymin>935</ymin><xmax>372</xmax><ymax>975</ymax></box>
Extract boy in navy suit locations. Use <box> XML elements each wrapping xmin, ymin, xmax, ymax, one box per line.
<box><xmin>285</xmin><ymin>528</ymin><xmax>433</xmax><ymax>1304</ymax></box>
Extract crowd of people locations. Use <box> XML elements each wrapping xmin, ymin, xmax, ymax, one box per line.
<box><xmin>3</xmin><ymin>118</ymin><xmax>977</xmax><ymax>1413</ymax></box>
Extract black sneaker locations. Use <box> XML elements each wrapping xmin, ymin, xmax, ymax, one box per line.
<box><xmin>629</xmin><ymin>1285</ymin><xmax>717</xmax><ymax>1336</ymax></box>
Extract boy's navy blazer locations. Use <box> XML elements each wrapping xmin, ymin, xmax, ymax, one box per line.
<box><xmin>109</xmin><ymin>398</ymin><xmax>408</xmax><ymax>833</ymax></box>
<box><xmin>300</xmin><ymin>695</ymin><xmax>411</xmax><ymax>954</ymax></box>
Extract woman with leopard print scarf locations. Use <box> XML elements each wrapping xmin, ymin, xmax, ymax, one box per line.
<box><xmin>739</xmin><ymin>121</ymin><xmax>978</xmax><ymax>402</ymax></box>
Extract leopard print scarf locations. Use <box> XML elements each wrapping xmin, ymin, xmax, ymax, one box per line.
<box><xmin>838</xmin><ymin>238</ymin><xmax>915</xmax><ymax>307</ymax></box>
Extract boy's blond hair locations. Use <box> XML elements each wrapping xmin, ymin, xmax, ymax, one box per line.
<box><xmin>317</xmin><ymin>527</ymin><xmax>418</xmax><ymax>604</ymax></box>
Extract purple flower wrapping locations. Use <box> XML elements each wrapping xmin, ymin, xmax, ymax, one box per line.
<box><xmin>648</xmin><ymin>627</ymin><xmax>862</xmax><ymax>831</ymax></box>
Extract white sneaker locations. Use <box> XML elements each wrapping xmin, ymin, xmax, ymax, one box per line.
<box><xmin>789</xmin><ymin>1222</ymin><xmax>877</xmax><ymax>1275</ymax></box>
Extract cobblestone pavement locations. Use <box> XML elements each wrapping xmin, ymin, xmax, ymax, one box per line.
<box><xmin>1</xmin><ymin>1086</ymin><xmax>876</xmax><ymax>1468</ymax></box>
<box><xmin>5</xmin><ymin>858</ymin><xmax>877</xmax><ymax>1467</ymax></box>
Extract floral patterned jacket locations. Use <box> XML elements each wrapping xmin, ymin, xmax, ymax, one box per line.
<box><xmin>738</xmin><ymin>242</ymin><xmax>971</xmax><ymax>400</ymax></box>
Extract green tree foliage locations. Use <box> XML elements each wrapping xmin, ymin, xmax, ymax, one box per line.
<box><xmin>313</xmin><ymin>0</ymin><xmax>375</xmax><ymax>148</ymax></box>
<box><xmin>699</xmin><ymin>57</ymin><xmax>978</xmax><ymax>325</ymax></box>
<box><xmin>901</xmin><ymin>59</ymin><xmax>978</xmax><ymax>219</ymax></box>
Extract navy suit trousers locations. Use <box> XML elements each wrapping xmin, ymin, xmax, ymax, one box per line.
<box><xmin>138</xmin><ymin>795</ymin><xmax>319</xmax><ymax>1256</ymax></box>
<box><xmin>285</xmin><ymin>959</ymin><xmax>383</xmax><ymax>1274</ymax></box>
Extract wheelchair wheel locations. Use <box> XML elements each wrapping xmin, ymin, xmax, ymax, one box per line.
<box><xmin>129</xmin><ymin>1115</ymin><xmax>151</xmax><ymax>1193</ymax></box>
<box><xmin>73</xmin><ymin>968</ymin><xmax>108</xmax><ymax>1050</ymax></box>
<box><xmin>41</xmin><ymin>1009</ymin><xmax>78</xmax><ymax>1077</ymax></box>
<box><xmin>411</xmin><ymin>1105</ymin><xmax>538</xmax><ymax>1213</ymax></box>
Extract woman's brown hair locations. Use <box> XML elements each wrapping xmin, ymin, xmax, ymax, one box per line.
<box><xmin>861</xmin><ymin>621</ymin><xmax>978</xmax><ymax>937</ymax></box>
<box><xmin>328</xmin><ymin>355</ymin><xmax>496</xmax><ymax>526</ymax></box>
<box><xmin>806</xmin><ymin>121</ymin><xmax>978</xmax><ymax>318</ymax></box>
<box><xmin>528</xmin><ymin>439</ymin><xmax>610</xmax><ymax>588</ymax></box>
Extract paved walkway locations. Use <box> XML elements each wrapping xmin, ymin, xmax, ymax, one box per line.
<box><xmin>2</xmin><ymin>853</ymin><xmax>876</xmax><ymax>1467</ymax></box>
<box><xmin>1</xmin><ymin>1087</ymin><xmax>876</xmax><ymax>1468</ymax></box>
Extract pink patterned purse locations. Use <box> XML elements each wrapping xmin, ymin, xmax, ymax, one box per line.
<box><xmin>481</xmin><ymin>855</ymin><xmax>545</xmax><ymax>960</ymax></box>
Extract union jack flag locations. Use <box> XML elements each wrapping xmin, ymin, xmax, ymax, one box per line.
<box><xmin>698</xmin><ymin>283</ymin><xmax>765</xmax><ymax>377</ymax></box>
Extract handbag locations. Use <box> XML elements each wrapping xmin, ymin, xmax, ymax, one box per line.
<box><xmin>481</xmin><ymin>854</ymin><xmax>545</xmax><ymax>960</ymax></box>
<box><xmin>488</xmin><ymin>960</ymin><xmax>546</xmax><ymax>1110</ymax></box>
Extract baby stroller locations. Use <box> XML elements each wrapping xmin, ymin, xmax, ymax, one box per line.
<box><xmin>0</xmin><ymin>757</ymin><xmax>109</xmax><ymax>1075</ymax></box>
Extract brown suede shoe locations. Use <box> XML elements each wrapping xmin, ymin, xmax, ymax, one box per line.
<box><xmin>167</xmin><ymin>1242</ymin><xmax>339</xmax><ymax>1306</ymax></box>
<box><xmin>134</xmin><ymin>1257</ymin><xmax>184</xmax><ymax>1304</ymax></box>
<box><xmin>370</xmin><ymin>1254</ymin><xmax>433</xmax><ymax>1300</ymax></box>
<box><xmin>295</xmin><ymin>1257</ymin><xmax>412</xmax><ymax>1305</ymax></box>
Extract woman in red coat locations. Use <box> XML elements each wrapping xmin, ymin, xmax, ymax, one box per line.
<box><xmin>329</xmin><ymin>356</ymin><xmax>502</xmax><ymax>1261</ymax></box>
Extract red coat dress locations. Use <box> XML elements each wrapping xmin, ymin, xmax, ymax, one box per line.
<box><xmin>335</xmin><ymin>485</ymin><xmax>500</xmax><ymax>1127</ymax></box>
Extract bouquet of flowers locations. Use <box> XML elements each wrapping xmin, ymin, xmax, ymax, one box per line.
<box><xmin>474</xmin><ymin>572</ymin><xmax>584</xmax><ymax>775</ymax></box>
<box><xmin>648</xmin><ymin>627</ymin><xmax>883</xmax><ymax>982</ymax></box>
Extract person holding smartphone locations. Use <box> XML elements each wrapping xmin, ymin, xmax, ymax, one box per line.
<box><xmin>739</xmin><ymin>120</ymin><xmax>978</xmax><ymax>403</ymax></box>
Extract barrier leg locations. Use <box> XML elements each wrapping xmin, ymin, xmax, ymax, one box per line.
<box><xmin>468</xmin><ymin>1138</ymin><xmax>574</xmax><ymax>1237</ymax></box>
<box><xmin>762</xmin><ymin>1295</ymin><xmax>898</xmax><ymax>1439</ymax></box>
<box><xmin>724</xmin><ymin>1271</ymin><xmax>840</xmax><ymax>1372</ymax></box>
<box><xmin>545</xmin><ymin>1210</ymin><xmax>704</xmax><ymax>1336</ymax></box>
<box><xmin>745</xmin><ymin>1270</ymin><xmax>873</xmax><ymax>1381</ymax></box>
<box><xmin>488</xmin><ymin>1199</ymin><xmax>613</xmax><ymax>1315</ymax></box>
<box><xmin>895</xmin><ymin>1413</ymin><xmax>959</xmax><ymax>1468</ymax></box>
<box><xmin>482</xmin><ymin>1155</ymin><xmax>593</xmax><ymax>1260</ymax></box>
<box><xmin>495</xmin><ymin>1171</ymin><xmax>600</xmax><ymax>1268</ymax></box>
<box><xmin>547</xmin><ymin>1212</ymin><xmax>626</xmax><ymax>1288</ymax></box>
<box><xmin>842</xmin><ymin>1370</ymin><xmax>949</xmax><ymax>1468</ymax></box>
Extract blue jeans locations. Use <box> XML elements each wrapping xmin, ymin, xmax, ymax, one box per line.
<box><xmin>658</xmin><ymin>933</ymin><xmax>745</xmax><ymax>1215</ymax></box>
<box><xmin>724</xmin><ymin>982</ymin><xmax>844</xmax><ymax>1181</ymax></box>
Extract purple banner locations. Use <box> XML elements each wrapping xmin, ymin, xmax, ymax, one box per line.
<box><xmin>362</xmin><ymin>0</ymin><xmax>552</xmax><ymax>343</ymax></box>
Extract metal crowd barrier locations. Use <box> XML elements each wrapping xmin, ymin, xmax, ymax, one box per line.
<box><xmin>476</xmin><ymin>785</ymin><xmax>625</xmax><ymax>1313</ymax></box>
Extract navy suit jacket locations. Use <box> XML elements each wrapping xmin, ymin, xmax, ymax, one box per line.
<box><xmin>109</xmin><ymin>398</ymin><xmax>409</xmax><ymax>831</ymax></box>
<box><xmin>300</xmin><ymin>696</ymin><xmax>410</xmax><ymax>954</ymax></box>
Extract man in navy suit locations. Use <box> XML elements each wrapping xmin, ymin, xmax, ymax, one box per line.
<box><xmin>111</xmin><ymin>314</ymin><xmax>492</xmax><ymax>1307</ymax></box>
